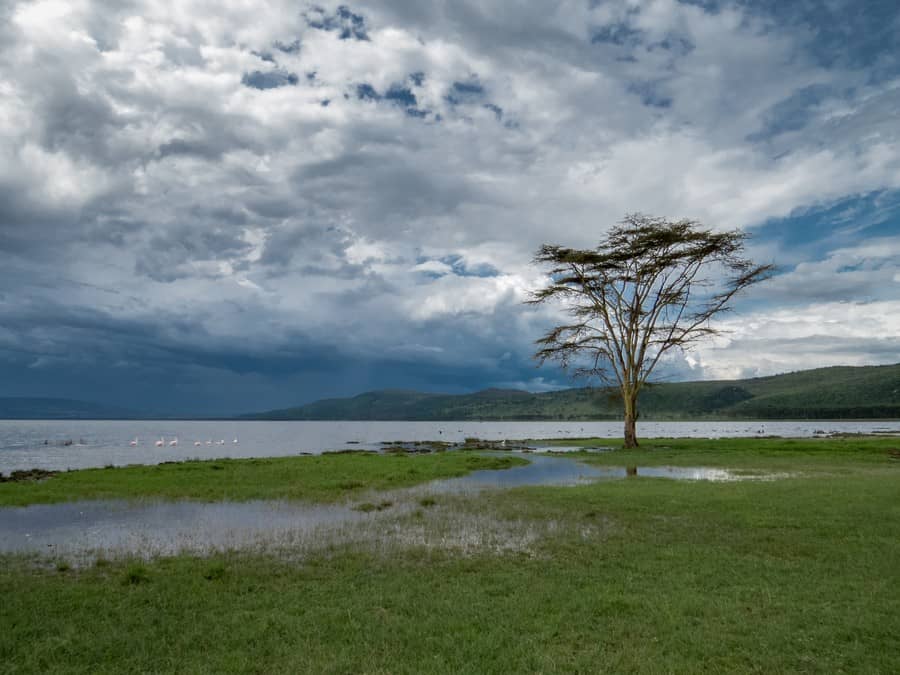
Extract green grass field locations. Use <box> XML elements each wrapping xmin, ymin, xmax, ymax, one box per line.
<box><xmin>0</xmin><ymin>452</ymin><xmax>525</xmax><ymax>507</ymax></box>
<box><xmin>1</xmin><ymin>438</ymin><xmax>898</xmax><ymax>673</ymax></box>
<box><xmin>539</xmin><ymin>435</ymin><xmax>899</xmax><ymax>469</ymax></box>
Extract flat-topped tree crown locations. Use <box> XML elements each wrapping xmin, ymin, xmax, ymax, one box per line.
<box><xmin>529</xmin><ymin>213</ymin><xmax>773</xmax><ymax>448</ymax></box>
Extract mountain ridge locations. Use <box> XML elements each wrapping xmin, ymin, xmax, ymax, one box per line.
<box><xmin>244</xmin><ymin>363</ymin><xmax>900</xmax><ymax>421</ymax></box>
<box><xmin>3</xmin><ymin>363</ymin><xmax>898</xmax><ymax>420</ymax></box>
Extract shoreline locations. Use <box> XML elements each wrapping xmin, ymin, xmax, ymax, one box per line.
<box><xmin>2</xmin><ymin>435</ymin><xmax>898</xmax><ymax>504</ymax></box>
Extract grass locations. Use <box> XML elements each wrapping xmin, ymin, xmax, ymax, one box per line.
<box><xmin>0</xmin><ymin>452</ymin><xmax>526</xmax><ymax>507</ymax></box>
<box><xmin>536</xmin><ymin>435</ymin><xmax>900</xmax><ymax>471</ymax></box>
<box><xmin>353</xmin><ymin>500</ymin><xmax>394</xmax><ymax>513</ymax></box>
<box><xmin>1</xmin><ymin>438</ymin><xmax>898</xmax><ymax>673</ymax></box>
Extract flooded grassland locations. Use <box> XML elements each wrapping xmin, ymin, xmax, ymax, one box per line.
<box><xmin>1</xmin><ymin>437</ymin><xmax>898</xmax><ymax>673</ymax></box>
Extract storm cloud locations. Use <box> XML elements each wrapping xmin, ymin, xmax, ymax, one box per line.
<box><xmin>1</xmin><ymin>0</ymin><xmax>898</xmax><ymax>414</ymax></box>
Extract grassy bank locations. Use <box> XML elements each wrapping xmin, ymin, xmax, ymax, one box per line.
<box><xmin>0</xmin><ymin>452</ymin><xmax>526</xmax><ymax>507</ymax></box>
<box><xmin>538</xmin><ymin>435</ymin><xmax>900</xmax><ymax>470</ymax></box>
<box><xmin>1</xmin><ymin>439</ymin><xmax>898</xmax><ymax>673</ymax></box>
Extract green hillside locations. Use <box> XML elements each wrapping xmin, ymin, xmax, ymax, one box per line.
<box><xmin>247</xmin><ymin>363</ymin><xmax>900</xmax><ymax>420</ymax></box>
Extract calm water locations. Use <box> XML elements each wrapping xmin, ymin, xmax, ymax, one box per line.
<box><xmin>1</xmin><ymin>419</ymin><xmax>898</xmax><ymax>473</ymax></box>
<box><xmin>0</xmin><ymin>453</ymin><xmax>778</xmax><ymax>557</ymax></box>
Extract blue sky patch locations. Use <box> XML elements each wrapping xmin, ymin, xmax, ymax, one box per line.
<box><xmin>384</xmin><ymin>85</ymin><xmax>417</xmax><ymax>108</ymax></box>
<box><xmin>356</xmin><ymin>83</ymin><xmax>380</xmax><ymax>101</ymax></box>
<box><xmin>241</xmin><ymin>70</ymin><xmax>299</xmax><ymax>90</ymax></box>
<box><xmin>274</xmin><ymin>39</ymin><xmax>301</xmax><ymax>54</ymax></box>
<box><xmin>414</xmin><ymin>255</ymin><xmax>501</xmax><ymax>279</ymax></box>
<box><xmin>446</xmin><ymin>80</ymin><xmax>485</xmax><ymax>105</ymax></box>
<box><xmin>591</xmin><ymin>22</ymin><xmax>642</xmax><ymax>47</ymax></box>
<box><xmin>356</xmin><ymin>82</ymin><xmax>429</xmax><ymax>117</ymax></box>
<box><xmin>440</xmin><ymin>254</ymin><xmax>500</xmax><ymax>278</ymax></box>
<box><xmin>747</xmin><ymin>84</ymin><xmax>834</xmax><ymax>142</ymax></box>
<box><xmin>750</xmin><ymin>190</ymin><xmax>900</xmax><ymax>264</ymax></box>
<box><xmin>306</xmin><ymin>5</ymin><xmax>369</xmax><ymax>41</ymax></box>
<box><xmin>252</xmin><ymin>50</ymin><xmax>275</xmax><ymax>63</ymax></box>
<box><xmin>737</xmin><ymin>0</ymin><xmax>900</xmax><ymax>79</ymax></box>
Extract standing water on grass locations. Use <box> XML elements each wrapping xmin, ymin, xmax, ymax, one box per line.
<box><xmin>0</xmin><ymin>453</ymin><xmax>785</xmax><ymax>558</ymax></box>
<box><xmin>1</xmin><ymin>419</ymin><xmax>897</xmax><ymax>473</ymax></box>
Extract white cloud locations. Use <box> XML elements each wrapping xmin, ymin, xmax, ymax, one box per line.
<box><xmin>413</xmin><ymin>260</ymin><xmax>453</xmax><ymax>276</ymax></box>
<box><xmin>1</xmin><ymin>0</ymin><xmax>898</xmax><ymax>399</ymax></box>
<box><xmin>684</xmin><ymin>300</ymin><xmax>900</xmax><ymax>380</ymax></box>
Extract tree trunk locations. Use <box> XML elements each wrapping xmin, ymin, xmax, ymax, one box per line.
<box><xmin>623</xmin><ymin>414</ymin><xmax>638</xmax><ymax>449</ymax></box>
<box><xmin>623</xmin><ymin>390</ymin><xmax>639</xmax><ymax>449</ymax></box>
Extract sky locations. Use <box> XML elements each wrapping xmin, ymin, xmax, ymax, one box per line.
<box><xmin>1</xmin><ymin>0</ymin><xmax>899</xmax><ymax>415</ymax></box>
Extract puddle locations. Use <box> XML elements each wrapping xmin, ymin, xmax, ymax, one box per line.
<box><xmin>424</xmin><ymin>453</ymin><xmax>613</xmax><ymax>491</ymax></box>
<box><xmin>526</xmin><ymin>445</ymin><xmax>615</xmax><ymax>453</ymax></box>
<box><xmin>423</xmin><ymin>454</ymin><xmax>781</xmax><ymax>492</ymax></box>
<box><xmin>0</xmin><ymin>453</ymin><xmax>783</xmax><ymax>559</ymax></box>
<box><xmin>601</xmin><ymin>466</ymin><xmax>743</xmax><ymax>481</ymax></box>
<box><xmin>0</xmin><ymin>499</ymin><xmax>375</xmax><ymax>558</ymax></box>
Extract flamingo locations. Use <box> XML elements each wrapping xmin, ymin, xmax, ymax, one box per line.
<box><xmin>169</xmin><ymin>437</ymin><xmax>178</xmax><ymax>446</ymax></box>
<box><xmin>155</xmin><ymin>438</ymin><xmax>164</xmax><ymax>447</ymax></box>
<box><xmin>129</xmin><ymin>437</ymin><xmax>138</xmax><ymax>447</ymax></box>
<box><xmin>194</xmin><ymin>441</ymin><xmax>202</xmax><ymax>447</ymax></box>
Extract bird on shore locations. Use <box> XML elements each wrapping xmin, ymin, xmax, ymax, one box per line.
<box><xmin>155</xmin><ymin>438</ymin><xmax>164</xmax><ymax>447</ymax></box>
<box><xmin>129</xmin><ymin>438</ymin><xmax>138</xmax><ymax>447</ymax></box>
<box><xmin>232</xmin><ymin>437</ymin><xmax>239</xmax><ymax>444</ymax></box>
<box><xmin>194</xmin><ymin>441</ymin><xmax>202</xmax><ymax>446</ymax></box>
<box><xmin>169</xmin><ymin>437</ymin><xmax>178</xmax><ymax>446</ymax></box>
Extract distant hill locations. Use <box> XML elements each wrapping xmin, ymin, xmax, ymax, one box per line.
<box><xmin>245</xmin><ymin>363</ymin><xmax>900</xmax><ymax>421</ymax></box>
<box><xmin>0</xmin><ymin>397</ymin><xmax>138</xmax><ymax>420</ymax></box>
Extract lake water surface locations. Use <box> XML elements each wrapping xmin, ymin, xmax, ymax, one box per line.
<box><xmin>1</xmin><ymin>419</ymin><xmax>897</xmax><ymax>473</ymax></box>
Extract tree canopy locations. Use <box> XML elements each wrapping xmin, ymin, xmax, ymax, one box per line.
<box><xmin>529</xmin><ymin>213</ymin><xmax>773</xmax><ymax>447</ymax></box>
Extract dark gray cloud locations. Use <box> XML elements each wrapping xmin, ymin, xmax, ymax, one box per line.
<box><xmin>157</xmin><ymin>138</ymin><xmax>226</xmax><ymax>161</ymax></box>
<box><xmin>134</xmin><ymin>225</ymin><xmax>254</xmax><ymax>282</ymax></box>
<box><xmin>626</xmin><ymin>80</ymin><xmax>673</xmax><ymax>108</ymax></box>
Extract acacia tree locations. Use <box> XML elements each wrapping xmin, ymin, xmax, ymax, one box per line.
<box><xmin>529</xmin><ymin>214</ymin><xmax>773</xmax><ymax>448</ymax></box>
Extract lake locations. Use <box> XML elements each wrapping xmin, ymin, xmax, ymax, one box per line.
<box><xmin>1</xmin><ymin>419</ymin><xmax>898</xmax><ymax>473</ymax></box>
